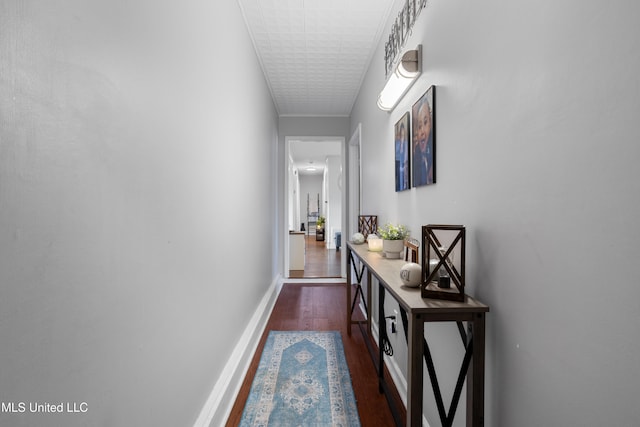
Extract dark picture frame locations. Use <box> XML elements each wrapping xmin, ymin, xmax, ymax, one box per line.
<box><xmin>412</xmin><ymin>85</ymin><xmax>436</xmax><ymax>187</ymax></box>
<box><xmin>394</xmin><ymin>112</ymin><xmax>411</xmax><ymax>191</ymax></box>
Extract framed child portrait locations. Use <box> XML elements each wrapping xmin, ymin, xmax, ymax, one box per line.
<box><xmin>394</xmin><ymin>112</ymin><xmax>411</xmax><ymax>191</ymax></box>
<box><xmin>412</xmin><ymin>86</ymin><xmax>436</xmax><ymax>187</ymax></box>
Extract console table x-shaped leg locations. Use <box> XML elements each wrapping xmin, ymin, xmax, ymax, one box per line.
<box><xmin>398</xmin><ymin>308</ymin><xmax>486</xmax><ymax>427</ymax></box>
<box><xmin>348</xmin><ymin>250</ymin><xmax>370</xmax><ymax>329</ymax></box>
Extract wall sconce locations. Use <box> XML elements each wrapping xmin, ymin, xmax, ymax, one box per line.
<box><xmin>377</xmin><ymin>45</ymin><xmax>422</xmax><ymax>112</ymax></box>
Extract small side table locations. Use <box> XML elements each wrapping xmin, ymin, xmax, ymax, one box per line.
<box><xmin>316</xmin><ymin>227</ymin><xmax>325</xmax><ymax>241</ymax></box>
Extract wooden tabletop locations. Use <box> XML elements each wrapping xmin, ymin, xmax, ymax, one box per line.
<box><xmin>347</xmin><ymin>241</ymin><xmax>489</xmax><ymax>315</ymax></box>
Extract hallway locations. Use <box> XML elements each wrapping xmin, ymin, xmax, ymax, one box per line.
<box><xmin>289</xmin><ymin>235</ymin><xmax>342</xmax><ymax>279</ymax></box>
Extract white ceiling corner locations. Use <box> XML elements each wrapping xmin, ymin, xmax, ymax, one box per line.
<box><xmin>238</xmin><ymin>0</ymin><xmax>395</xmax><ymax>117</ymax></box>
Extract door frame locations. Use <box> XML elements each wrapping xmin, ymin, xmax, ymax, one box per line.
<box><xmin>283</xmin><ymin>136</ymin><xmax>346</xmax><ymax>278</ymax></box>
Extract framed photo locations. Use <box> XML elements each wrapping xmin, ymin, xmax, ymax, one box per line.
<box><xmin>394</xmin><ymin>112</ymin><xmax>411</xmax><ymax>192</ymax></box>
<box><xmin>412</xmin><ymin>85</ymin><xmax>436</xmax><ymax>187</ymax></box>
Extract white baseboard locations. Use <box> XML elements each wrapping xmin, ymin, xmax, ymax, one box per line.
<box><xmin>192</xmin><ymin>275</ymin><xmax>284</xmax><ymax>427</ymax></box>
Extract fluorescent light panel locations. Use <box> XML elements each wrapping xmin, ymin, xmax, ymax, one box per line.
<box><xmin>377</xmin><ymin>46</ymin><xmax>422</xmax><ymax>111</ymax></box>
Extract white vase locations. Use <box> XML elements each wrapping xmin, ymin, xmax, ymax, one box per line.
<box><xmin>383</xmin><ymin>239</ymin><xmax>404</xmax><ymax>259</ymax></box>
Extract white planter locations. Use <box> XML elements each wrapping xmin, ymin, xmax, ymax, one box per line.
<box><xmin>383</xmin><ymin>239</ymin><xmax>404</xmax><ymax>259</ymax></box>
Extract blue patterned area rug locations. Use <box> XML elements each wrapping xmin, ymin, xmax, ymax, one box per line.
<box><xmin>240</xmin><ymin>331</ymin><xmax>361</xmax><ymax>427</ymax></box>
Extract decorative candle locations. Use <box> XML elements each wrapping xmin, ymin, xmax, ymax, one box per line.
<box><xmin>367</xmin><ymin>235</ymin><xmax>383</xmax><ymax>252</ymax></box>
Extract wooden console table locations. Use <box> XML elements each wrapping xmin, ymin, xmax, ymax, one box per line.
<box><xmin>346</xmin><ymin>241</ymin><xmax>489</xmax><ymax>427</ymax></box>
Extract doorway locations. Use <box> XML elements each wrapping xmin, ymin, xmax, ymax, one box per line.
<box><xmin>285</xmin><ymin>137</ymin><xmax>345</xmax><ymax>279</ymax></box>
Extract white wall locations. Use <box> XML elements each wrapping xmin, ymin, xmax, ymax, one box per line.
<box><xmin>287</xmin><ymin>162</ymin><xmax>299</xmax><ymax>232</ymax></box>
<box><xmin>0</xmin><ymin>1</ymin><xmax>278</xmax><ymax>426</ymax></box>
<box><xmin>299</xmin><ymin>174</ymin><xmax>323</xmax><ymax>228</ymax></box>
<box><xmin>350</xmin><ymin>0</ymin><xmax>640</xmax><ymax>425</ymax></box>
<box><xmin>325</xmin><ymin>155</ymin><xmax>342</xmax><ymax>249</ymax></box>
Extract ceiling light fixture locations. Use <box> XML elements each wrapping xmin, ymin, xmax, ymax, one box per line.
<box><xmin>377</xmin><ymin>45</ymin><xmax>422</xmax><ymax>112</ymax></box>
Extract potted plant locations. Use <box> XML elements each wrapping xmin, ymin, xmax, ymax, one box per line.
<box><xmin>378</xmin><ymin>223</ymin><xmax>409</xmax><ymax>259</ymax></box>
<box><xmin>316</xmin><ymin>215</ymin><xmax>326</xmax><ymax>230</ymax></box>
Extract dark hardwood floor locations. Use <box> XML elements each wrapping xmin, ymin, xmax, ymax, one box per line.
<box><xmin>289</xmin><ymin>235</ymin><xmax>342</xmax><ymax>278</ymax></box>
<box><xmin>225</xmin><ymin>283</ymin><xmax>406</xmax><ymax>427</ymax></box>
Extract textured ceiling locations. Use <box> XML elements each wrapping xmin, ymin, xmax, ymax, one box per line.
<box><xmin>238</xmin><ymin>0</ymin><xmax>395</xmax><ymax>116</ymax></box>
